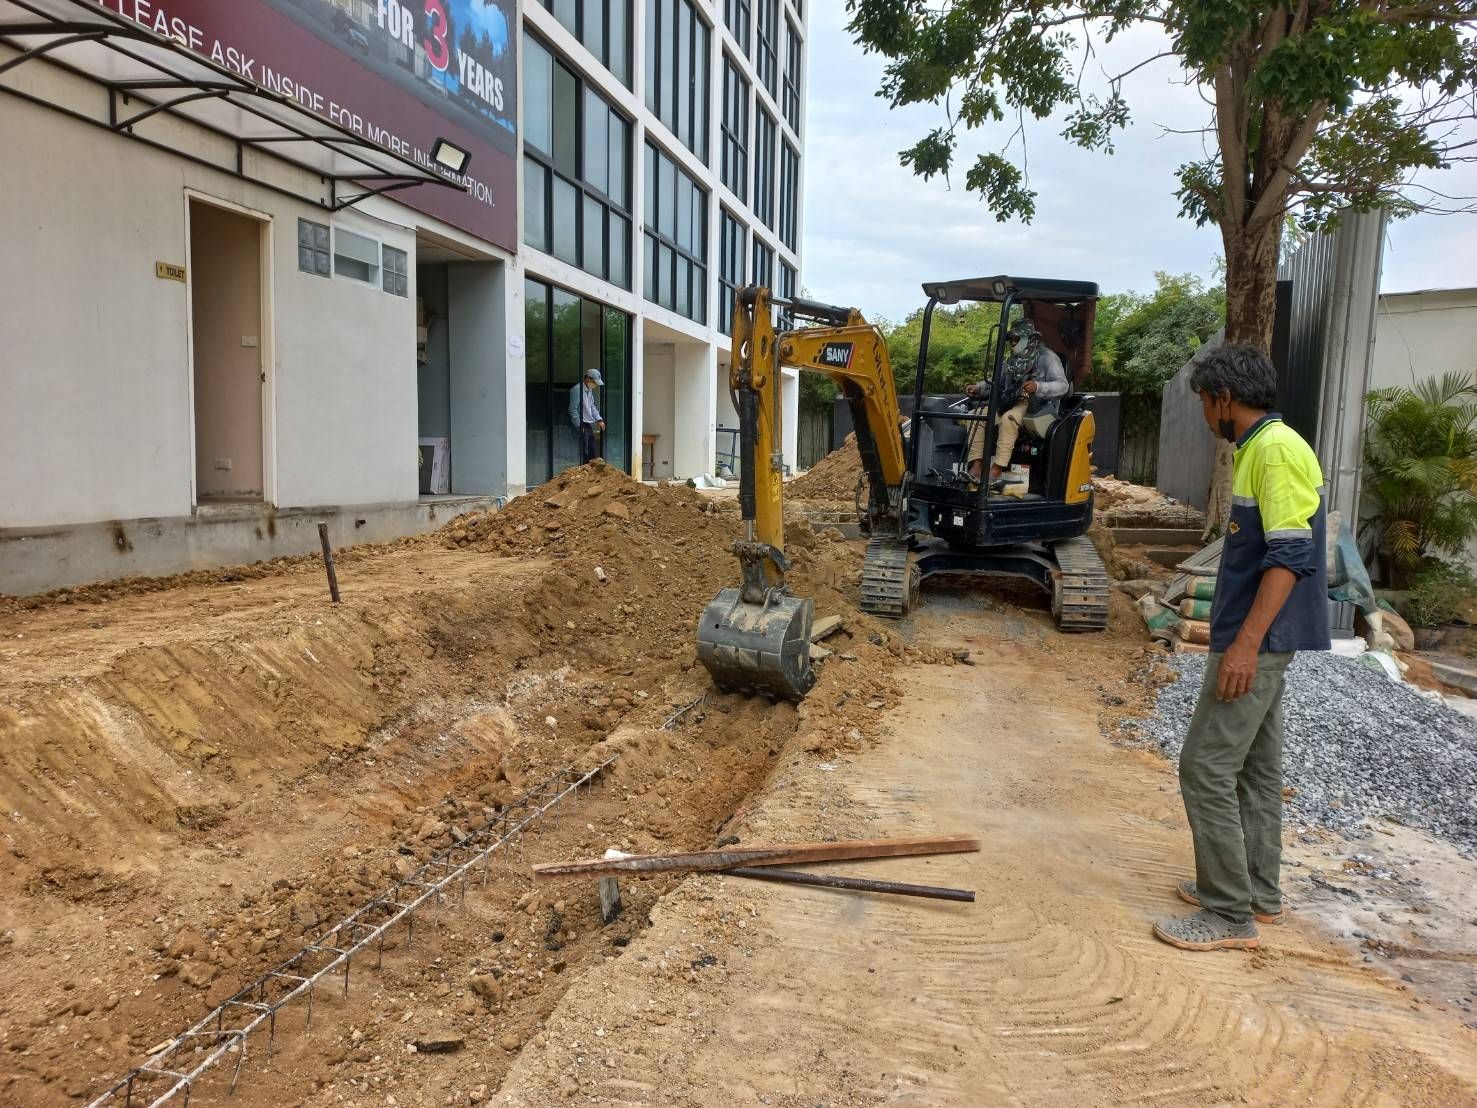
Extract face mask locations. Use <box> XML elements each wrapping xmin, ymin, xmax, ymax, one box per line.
<box><xmin>1013</xmin><ymin>336</ymin><xmax>1029</xmax><ymax>355</ymax></box>
<box><xmin>1217</xmin><ymin>400</ymin><xmax>1238</xmax><ymax>443</ymax></box>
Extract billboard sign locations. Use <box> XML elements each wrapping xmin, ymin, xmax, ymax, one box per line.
<box><xmin>96</xmin><ymin>0</ymin><xmax>518</xmax><ymax>252</ymax></box>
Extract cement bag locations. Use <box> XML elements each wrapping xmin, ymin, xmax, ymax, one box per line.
<box><xmin>1188</xmin><ymin>578</ymin><xmax>1217</xmax><ymax>602</ymax></box>
<box><xmin>1327</xmin><ymin>517</ymin><xmax>1378</xmax><ymax>616</ymax></box>
<box><xmin>1137</xmin><ymin>594</ymin><xmax>1180</xmax><ymax>643</ymax></box>
<box><xmin>1179</xmin><ymin>598</ymin><xmax>1213</xmax><ymax>621</ymax></box>
<box><xmin>1179</xmin><ymin>619</ymin><xmax>1211</xmax><ymax>645</ymax></box>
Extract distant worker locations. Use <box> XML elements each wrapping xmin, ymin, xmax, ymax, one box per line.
<box><xmin>1155</xmin><ymin>344</ymin><xmax>1329</xmax><ymax>952</ymax></box>
<box><xmin>569</xmin><ymin>367</ymin><xmax>606</xmax><ymax>464</ymax></box>
<box><xmin>962</xmin><ymin>318</ymin><xmax>1068</xmax><ymax>486</ymax></box>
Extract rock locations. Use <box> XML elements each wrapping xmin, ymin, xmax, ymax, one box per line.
<box><xmin>417</xmin><ymin>817</ymin><xmax>449</xmax><ymax>842</ymax></box>
<box><xmin>411</xmin><ymin>1031</ymin><xmax>464</xmax><ymax>1054</ymax></box>
<box><xmin>166</xmin><ymin>929</ymin><xmax>206</xmax><ymax>959</ymax></box>
<box><xmin>179</xmin><ymin>961</ymin><xmax>219</xmax><ymax>988</ymax></box>
<box><xmin>469</xmin><ymin>973</ymin><xmax>503</xmax><ymax>1006</ymax></box>
<box><xmin>470</xmin><ymin>1083</ymin><xmax>489</xmax><ymax>1103</ymax></box>
<box><xmin>594</xmin><ymin>566</ymin><xmax>607</xmax><ymax>582</ymax></box>
<box><xmin>602</xmin><ymin>501</ymin><xmax>630</xmax><ymax>520</ymax></box>
<box><xmin>497</xmin><ymin>1032</ymin><xmax>521</xmax><ymax>1052</ymax></box>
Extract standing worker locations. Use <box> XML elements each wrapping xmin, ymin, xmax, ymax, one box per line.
<box><xmin>569</xmin><ymin>367</ymin><xmax>605</xmax><ymax>464</ymax></box>
<box><xmin>1154</xmin><ymin>344</ymin><xmax>1329</xmax><ymax>952</ymax></box>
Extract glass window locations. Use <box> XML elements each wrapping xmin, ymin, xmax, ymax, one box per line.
<box><xmin>778</xmin><ymin>259</ymin><xmax>796</xmax><ymax>330</ymax></box>
<box><xmin>721</xmin><ymin>55</ymin><xmax>749</xmax><ymax>201</ymax></box>
<box><xmin>525</xmin><ymin>37</ymin><xmax>552</xmax><ymax>155</ymax></box>
<box><xmin>552</xmin><ymin>63</ymin><xmax>578</xmax><ymax>178</ymax></box>
<box><xmin>754</xmin><ymin>107</ymin><xmax>776</xmax><ymax>228</ymax></box>
<box><xmin>718</xmin><ymin>209</ymin><xmax>746</xmax><ymax>334</ymax></box>
<box><xmin>643</xmin><ymin>142</ymin><xmax>710</xmax><ymax>324</ymax></box>
<box><xmin>333</xmin><ymin>227</ymin><xmax>380</xmax><ymax>285</ymax></box>
<box><xmin>725</xmin><ymin>0</ymin><xmax>750</xmax><ymax>53</ymax></box>
<box><xmin>647</xmin><ymin>0</ymin><xmax>710</xmax><ymax>162</ymax></box>
<box><xmin>782</xmin><ymin>18</ymin><xmax>801</xmax><ymax>132</ymax></box>
<box><xmin>524</xmin><ymin>161</ymin><xmax>548</xmax><ymax>253</ymax></box>
<box><xmin>752</xmin><ymin>237</ymin><xmax>772</xmax><ymax>292</ymax></box>
<box><xmin>542</xmin><ymin>0</ymin><xmax>631</xmax><ymax>86</ymax></box>
<box><xmin>525</xmin><ymin>279</ymin><xmax>552</xmax><ymax>487</ymax></box>
<box><xmin>382</xmin><ymin>245</ymin><xmax>408</xmax><ymax>297</ymax></box>
<box><xmin>552</xmin><ymin>177</ymin><xmax>579</xmax><ymax>264</ymax></box>
<box><xmin>298</xmin><ymin>218</ymin><xmax>330</xmax><ymax>276</ymax></box>
<box><xmin>603</xmin><ymin>309</ymin><xmax>629</xmax><ymax>469</ymax></box>
<box><xmin>779</xmin><ymin>140</ymin><xmax>799</xmax><ymax>250</ymax></box>
<box><xmin>522</xmin><ymin>33</ymin><xmax>632</xmax><ymax>288</ymax></box>
<box><xmin>609</xmin><ymin>213</ymin><xmax>630</xmax><ymax>288</ymax></box>
<box><xmin>755</xmin><ymin>0</ymin><xmax>778</xmax><ymax>96</ymax></box>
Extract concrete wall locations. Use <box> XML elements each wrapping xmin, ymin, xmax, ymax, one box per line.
<box><xmin>673</xmin><ymin>342</ymin><xmax>717</xmax><ymax>479</ymax></box>
<box><xmin>642</xmin><ymin>345</ymin><xmax>677</xmax><ymax>479</ymax></box>
<box><xmin>1372</xmin><ymin>288</ymin><xmax>1477</xmax><ymax>393</ymax></box>
<box><xmin>449</xmin><ymin>261</ymin><xmax>513</xmax><ymax>494</ymax></box>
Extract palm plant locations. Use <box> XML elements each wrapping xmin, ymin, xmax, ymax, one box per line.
<box><xmin>1363</xmin><ymin>370</ymin><xmax>1477</xmax><ymax>585</ymax></box>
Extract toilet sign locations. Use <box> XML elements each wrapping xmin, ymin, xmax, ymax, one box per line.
<box><xmin>155</xmin><ymin>262</ymin><xmax>187</xmax><ymax>282</ymax></box>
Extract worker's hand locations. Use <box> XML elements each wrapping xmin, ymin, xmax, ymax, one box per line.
<box><xmin>598</xmin><ymin>420</ymin><xmax>606</xmax><ymax>431</ymax></box>
<box><xmin>1023</xmin><ymin>380</ymin><xmax>1039</xmax><ymax>396</ymax></box>
<box><xmin>1216</xmin><ymin>639</ymin><xmax>1259</xmax><ymax>701</ymax></box>
<box><xmin>964</xmin><ymin>384</ymin><xmax>978</xmax><ymax>397</ymax></box>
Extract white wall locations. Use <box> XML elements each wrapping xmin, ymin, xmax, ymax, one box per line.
<box><xmin>642</xmin><ymin>345</ymin><xmax>676</xmax><ymax>478</ymax></box>
<box><xmin>673</xmin><ymin>342</ymin><xmax>717</xmax><ymax>478</ymax></box>
<box><xmin>0</xmin><ymin>67</ymin><xmax>441</xmax><ymax>529</ymax></box>
<box><xmin>1372</xmin><ymin>289</ymin><xmax>1477</xmax><ymax>393</ymax></box>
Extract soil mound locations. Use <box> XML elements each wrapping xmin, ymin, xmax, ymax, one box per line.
<box><xmin>790</xmin><ymin>434</ymin><xmax>862</xmax><ymax>500</ymax></box>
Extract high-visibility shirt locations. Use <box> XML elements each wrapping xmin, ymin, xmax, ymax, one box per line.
<box><xmin>1209</xmin><ymin>414</ymin><xmax>1331</xmax><ymax>654</ymax></box>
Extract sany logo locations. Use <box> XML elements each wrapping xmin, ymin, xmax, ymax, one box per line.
<box><xmin>819</xmin><ymin>343</ymin><xmax>853</xmax><ymax>368</ymax></box>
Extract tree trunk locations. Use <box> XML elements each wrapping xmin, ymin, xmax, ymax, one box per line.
<box><xmin>1204</xmin><ymin>217</ymin><xmax>1284</xmax><ymax>535</ymax></box>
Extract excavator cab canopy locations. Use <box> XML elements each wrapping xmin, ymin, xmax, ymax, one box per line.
<box><xmin>922</xmin><ymin>276</ymin><xmax>1099</xmax><ymax>305</ymax></box>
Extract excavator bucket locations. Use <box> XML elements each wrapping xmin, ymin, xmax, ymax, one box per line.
<box><xmin>696</xmin><ymin>587</ymin><xmax>816</xmax><ymax>702</ymax></box>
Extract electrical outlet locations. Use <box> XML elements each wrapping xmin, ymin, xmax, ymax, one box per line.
<box><xmin>241</xmin><ymin>335</ymin><xmax>259</xmax><ymax>347</ymax></box>
<box><xmin>214</xmin><ymin>457</ymin><xmax>233</xmax><ymax>471</ymax></box>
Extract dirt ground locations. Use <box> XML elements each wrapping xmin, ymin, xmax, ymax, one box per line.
<box><xmin>2</xmin><ymin>468</ymin><xmax>1476</xmax><ymax>1106</ymax></box>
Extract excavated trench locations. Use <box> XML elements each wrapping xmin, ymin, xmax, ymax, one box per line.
<box><xmin>0</xmin><ymin>464</ymin><xmax>909</xmax><ymax>1106</ymax></box>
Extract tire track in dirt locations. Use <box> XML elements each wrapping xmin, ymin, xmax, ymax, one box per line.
<box><xmin>498</xmin><ymin>606</ymin><xmax>1477</xmax><ymax>1106</ymax></box>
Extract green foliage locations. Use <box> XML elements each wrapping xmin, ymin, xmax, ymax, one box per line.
<box><xmin>881</xmin><ymin>301</ymin><xmax>1004</xmax><ymax>396</ymax></box>
<box><xmin>1363</xmin><ymin>371</ymin><xmax>1477</xmax><ymax>582</ymax></box>
<box><xmin>1083</xmin><ymin>272</ymin><xmax>1224</xmax><ymax>398</ymax></box>
<box><xmin>846</xmin><ymin>1</ymin><xmax>1477</xmax><ymax>236</ymax></box>
<box><xmin>1405</xmin><ymin>559</ymin><xmax>1477</xmax><ymax>628</ymax></box>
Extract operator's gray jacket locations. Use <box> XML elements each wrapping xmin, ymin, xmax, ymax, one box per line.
<box><xmin>973</xmin><ymin>346</ymin><xmax>1070</xmax><ymax>420</ymax></box>
<box><xmin>568</xmin><ymin>382</ymin><xmax>601</xmax><ymax>431</ymax></box>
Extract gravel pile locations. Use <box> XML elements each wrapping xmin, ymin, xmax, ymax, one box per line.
<box><xmin>1132</xmin><ymin>651</ymin><xmax>1477</xmax><ymax>854</ymax></box>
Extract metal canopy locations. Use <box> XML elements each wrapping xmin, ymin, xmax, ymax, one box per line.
<box><xmin>922</xmin><ymin>276</ymin><xmax>1100</xmax><ymax>305</ymax></box>
<box><xmin>0</xmin><ymin>0</ymin><xmax>463</xmax><ymax>211</ymax></box>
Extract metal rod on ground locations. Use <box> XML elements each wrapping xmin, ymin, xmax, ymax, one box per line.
<box><xmin>317</xmin><ymin>522</ymin><xmax>341</xmax><ymax>603</ymax></box>
<box><xmin>724</xmin><ymin>866</ymin><xmax>975</xmax><ymax>903</ymax></box>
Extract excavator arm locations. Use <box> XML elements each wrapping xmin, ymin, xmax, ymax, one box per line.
<box><xmin>696</xmin><ymin>287</ymin><xmax>912</xmax><ymax>702</ymax></box>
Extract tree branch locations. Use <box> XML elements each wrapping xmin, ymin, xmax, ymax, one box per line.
<box><xmin>1246</xmin><ymin>104</ymin><xmax>1329</xmax><ymax>232</ymax></box>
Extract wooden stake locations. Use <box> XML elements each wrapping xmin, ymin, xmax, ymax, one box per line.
<box><xmin>317</xmin><ymin>522</ymin><xmax>341</xmax><ymax>603</ymax></box>
<box><xmin>532</xmin><ymin>835</ymin><xmax>980</xmax><ymax>880</ymax></box>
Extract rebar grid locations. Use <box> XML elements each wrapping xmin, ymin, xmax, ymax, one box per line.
<box><xmin>88</xmin><ymin>758</ymin><xmax>615</xmax><ymax>1108</ymax></box>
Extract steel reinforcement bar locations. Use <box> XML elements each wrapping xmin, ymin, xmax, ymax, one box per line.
<box><xmin>88</xmin><ymin>758</ymin><xmax>616</xmax><ymax>1108</ymax></box>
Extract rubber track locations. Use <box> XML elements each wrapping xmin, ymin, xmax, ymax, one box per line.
<box><xmin>861</xmin><ymin>537</ymin><xmax>913</xmax><ymax>619</ymax></box>
<box><xmin>1053</xmin><ymin>534</ymin><xmax>1110</xmax><ymax>631</ymax></box>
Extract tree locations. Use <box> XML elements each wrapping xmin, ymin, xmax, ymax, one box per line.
<box><xmin>847</xmin><ymin>0</ymin><xmax>1477</xmax><ymax>515</ymax></box>
<box><xmin>883</xmin><ymin>300</ymin><xmax>1002</xmax><ymax>395</ymax></box>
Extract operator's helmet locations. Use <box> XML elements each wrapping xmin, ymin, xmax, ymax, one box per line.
<box><xmin>1005</xmin><ymin>317</ymin><xmax>1039</xmax><ymax>345</ymax></box>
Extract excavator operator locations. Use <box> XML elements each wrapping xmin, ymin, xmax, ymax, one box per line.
<box><xmin>963</xmin><ymin>317</ymin><xmax>1069</xmax><ymax>487</ymax></box>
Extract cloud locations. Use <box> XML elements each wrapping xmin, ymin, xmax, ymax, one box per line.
<box><xmin>802</xmin><ymin>16</ymin><xmax>1477</xmax><ymax>320</ymax></box>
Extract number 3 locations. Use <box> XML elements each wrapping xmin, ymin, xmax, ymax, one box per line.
<box><xmin>424</xmin><ymin>0</ymin><xmax>450</xmax><ymax>72</ymax></box>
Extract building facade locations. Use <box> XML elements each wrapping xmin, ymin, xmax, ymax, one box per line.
<box><xmin>0</xmin><ymin>0</ymin><xmax>807</xmax><ymax>594</ymax></box>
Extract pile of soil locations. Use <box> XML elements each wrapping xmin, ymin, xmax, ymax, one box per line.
<box><xmin>1093</xmin><ymin>476</ymin><xmax>1204</xmax><ymax>529</ymax></box>
<box><xmin>790</xmin><ymin>434</ymin><xmax>862</xmax><ymax>500</ymax></box>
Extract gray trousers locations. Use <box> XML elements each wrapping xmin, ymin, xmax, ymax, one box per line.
<box><xmin>1179</xmin><ymin>652</ymin><xmax>1293</xmax><ymax>924</ymax></box>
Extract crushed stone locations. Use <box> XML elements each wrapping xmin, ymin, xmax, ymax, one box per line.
<box><xmin>1130</xmin><ymin>651</ymin><xmax>1477</xmax><ymax>855</ymax></box>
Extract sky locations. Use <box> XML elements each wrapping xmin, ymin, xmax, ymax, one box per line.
<box><xmin>800</xmin><ymin>7</ymin><xmax>1477</xmax><ymax>324</ymax></box>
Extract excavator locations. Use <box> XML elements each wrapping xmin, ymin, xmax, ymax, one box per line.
<box><xmin>696</xmin><ymin>278</ymin><xmax>1109</xmax><ymax>701</ymax></box>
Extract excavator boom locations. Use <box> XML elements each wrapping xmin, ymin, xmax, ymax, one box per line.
<box><xmin>696</xmin><ymin>287</ymin><xmax>910</xmax><ymax>701</ymax></box>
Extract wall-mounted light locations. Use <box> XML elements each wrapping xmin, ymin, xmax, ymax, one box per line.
<box><xmin>430</xmin><ymin>137</ymin><xmax>471</xmax><ymax>176</ymax></box>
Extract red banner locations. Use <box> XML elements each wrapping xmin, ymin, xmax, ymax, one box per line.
<box><xmin>96</xmin><ymin>0</ymin><xmax>518</xmax><ymax>252</ymax></box>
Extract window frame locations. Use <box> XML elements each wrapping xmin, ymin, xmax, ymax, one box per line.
<box><xmin>382</xmin><ymin>244</ymin><xmax>409</xmax><ymax>297</ymax></box>
<box><xmin>782</xmin><ymin>16</ymin><xmax>801</xmax><ymax>132</ymax></box>
<box><xmin>522</xmin><ymin>31</ymin><xmax>635</xmax><ymax>289</ymax></box>
<box><xmin>778</xmin><ymin>139</ymin><xmax>799</xmax><ymax>251</ymax></box>
<box><xmin>725</xmin><ymin>0</ymin><xmax>751</xmax><ymax>55</ymax></box>
<box><xmin>753</xmin><ymin>106</ymin><xmax>777</xmax><ymax>229</ymax></box>
<box><xmin>720</xmin><ymin>52</ymin><xmax>750</xmax><ymax>203</ymax></box>
<box><xmin>541</xmin><ymin>0</ymin><xmax>633</xmax><ymax>86</ymax></box>
<box><xmin>755</xmin><ymin>0</ymin><xmax>778</xmax><ymax>97</ymax></box>
<box><xmin>297</xmin><ymin>217</ymin><xmax>330</xmax><ymax>278</ymax></box>
<box><xmin>646</xmin><ymin>0</ymin><xmax>711</xmax><ymax>164</ymax></box>
<box><xmin>717</xmin><ymin>208</ymin><xmax>747</xmax><ymax>335</ymax></box>
<box><xmin>332</xmin><ymin>226</ymin><xmax>383</xmax><ymax>288</ymax></box>
<box><xmin>643</xmin><ymin>140</ymin><xmax>710</xmax><ymax>325</ymax></box>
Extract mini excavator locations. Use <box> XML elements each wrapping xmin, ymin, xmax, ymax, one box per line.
<box><xmin>697</xmin><ymin>279</ymin><xmax>1109</xmax><ymax>702</ymax></box>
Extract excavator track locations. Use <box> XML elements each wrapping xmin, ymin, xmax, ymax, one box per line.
<box><xmin>1051</xmin><ymin>535</ymin><xmax>1111</xmax><ymax>631</ymax></box>
<box><xmin>861</xmin><ymin>537</ymin><xmax>917</xmax><ymax>619</ymax></box>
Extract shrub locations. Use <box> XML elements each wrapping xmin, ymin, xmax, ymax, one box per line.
<box><xmin>1404</xmin><ymin>559</ymin><xmax>1477</xmax><ymax>628</ymax></box>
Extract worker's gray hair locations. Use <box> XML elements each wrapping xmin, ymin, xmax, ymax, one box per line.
<box><xmin>1188</xmin><ymin>343</ymin><xmax>1278</xmax><ymax>410</ymax></box>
